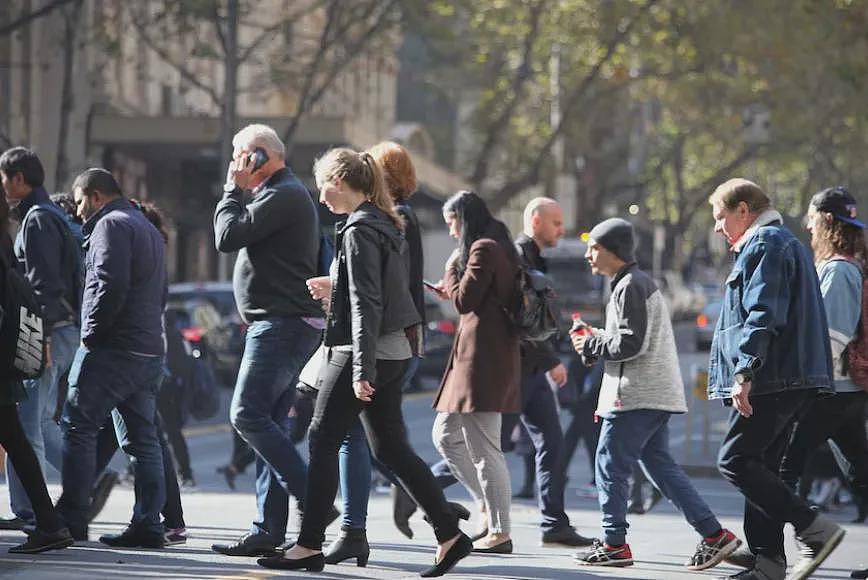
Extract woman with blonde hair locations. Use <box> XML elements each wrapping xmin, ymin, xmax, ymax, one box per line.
<box><xmin>321</xmin><ymin>143</ymin><xmax>468</xmax><ymax>568</ymax></box>
<box><xmin>258</xmin><ymin>148</ymin><xmax>471</xmax><ymax>576</ymax></box>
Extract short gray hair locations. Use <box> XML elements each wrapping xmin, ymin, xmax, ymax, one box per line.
<box><xmin>232</xmin><ymin>124</ymin><xmax>286</xmax><ymax>159</ymax></box>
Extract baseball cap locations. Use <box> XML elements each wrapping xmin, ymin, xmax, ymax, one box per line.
<box><xmin>810</xmin><ymin>186</ymin><xmax>866</xmax><ymax>229</ymax></box>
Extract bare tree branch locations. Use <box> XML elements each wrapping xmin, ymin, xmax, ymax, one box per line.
<box><xmin>281</xmin><ymin>0</ymin><xmax>399</xmax><ymax>147</ymax></box>
<box><xmin>469</xmin><ymin>0</ymin><xmax>548</xmax><ymax>188</ymax></box>
<box><xmin>128</xmin><ymin>5</ymin><xmax>221</xmax><ymax>106</ymax></box>
<box><xmin>488</xmin><ymin>0</ymin><xmax>660</xmax><ymax>210</ymax></box>
<box><xmin>237</xmin><ymin>0</ymin><xmax>331</xmax><ymax>64</ymax></box>
<box><xmin>0</xmin><ymin>0</ymin><xmax>77</xmax><ymax>37</ymax></box>
<box><xmin>211</xmin><ymin>1</ymin><xmax>228</xmax><ymax>56</ymax></box>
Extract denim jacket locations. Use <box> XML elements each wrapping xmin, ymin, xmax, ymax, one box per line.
<box><xmin>708</xmin><ymin>216</ymin><xmax>832</xmax><ymax>400</ymax></box>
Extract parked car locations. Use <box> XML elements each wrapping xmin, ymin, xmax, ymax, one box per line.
<box><xmin>168</xmin><ymin>282</ymin><xmax>245</xmax><ymax>387</ymax></box>
<box><xmin>695</xmin><ymin>299</ymin><xmax>721</xmax><ymax>351</ymax></box>
<box><xmin>542</xmin><ymin>239</ymin><xmax>607</xmax><ymax>352</ymax></box>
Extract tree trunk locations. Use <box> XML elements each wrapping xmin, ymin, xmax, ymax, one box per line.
<box><xmin>55</xmin><ymin>0</ymin><xmax>83</xmax><ymax>190</ymax></box>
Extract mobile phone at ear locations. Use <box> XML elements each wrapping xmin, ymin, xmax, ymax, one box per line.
<box><xmin>423</xmin><ymin>279</ymin><xmax>439</xmax><ymax>291</ymax></box>
<box><xmin>250</xmin><ymin>147</ymin><xmax>268</xmax><ymax>171</ymax></box>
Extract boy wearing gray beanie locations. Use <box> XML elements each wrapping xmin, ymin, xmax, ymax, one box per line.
<box><xmin>571</xmin><ymin>218</ymin><xmax>741</xmax><ymax>570</ymax></box>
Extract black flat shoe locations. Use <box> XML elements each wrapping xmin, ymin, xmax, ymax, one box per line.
<box><xmin>99</xmin><ymin>526</ymin><xmax>164</xmax><ymax>549</ymax></box>
<box><xmin>324</xmin><ymin>527</ymin><xmax>369</xmax><ymax>567</ymax></box>
<box><xmin>8</xmin><ymin>527</ymin><xmax>74</xmax><ymax>554</ymax></box>
<box><xmin>472</xmin><ymin>539</ymin><xmax>513</xmax><ymax>554</ymax></box>
<box><xmin>420</xmin><ymin>533</ymin><xmax>472</xmax><ymax>577</ymax></box>
<box><xmin>212</xmin><ymin>533</ymin><xmax>278</xmax><ymax>557</ymax></box>
<box><xmin>257</xmin><ymin>552</ymin><xmax>324</xmax><ymax>571</ymax></box>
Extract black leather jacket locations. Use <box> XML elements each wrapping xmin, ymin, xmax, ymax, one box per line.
<box><xmin>324</xmin><ymin>202</ymin><xmax>421</xmax><ymax>383</ymax></box>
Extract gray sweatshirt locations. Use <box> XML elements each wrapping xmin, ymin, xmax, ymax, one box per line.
<box><xmin>583</xmin><ymin>263</ymin><xmax>687</xmax><ymax>417</ymax></box>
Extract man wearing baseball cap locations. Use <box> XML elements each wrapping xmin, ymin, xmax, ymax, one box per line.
<box><xmin>777</xmin><ymin>187</ymin><xmax>868</xmax><ymax>523</ymax></box>
<box><xmin>570</xmin><ymin>218</ymin><xmax>741</xmax><ymax>570</ymax></box>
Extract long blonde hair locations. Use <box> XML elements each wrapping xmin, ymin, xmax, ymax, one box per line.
<box><xmin>314</xmin><ymin>147</ymin><xmax>402</xmax><ymax>229</ymax></box>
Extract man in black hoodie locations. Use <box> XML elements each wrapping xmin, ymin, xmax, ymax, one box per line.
<box><xmin>212</xmin><ymin>124</ymin><xmax>329</xmax><ymax>557</ymax></box>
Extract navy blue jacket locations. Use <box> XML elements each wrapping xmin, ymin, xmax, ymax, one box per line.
<box><xmin>708</xmin><ymin>220</ymin><xmax>833</xmax><ymax>399</ymax></box>
<box><xmin>80</xmin><ymin>198</ymin><xmax>166</xmax><ymax>356</ymax></box>
<box><xmin>13</xmin><ymin>186</ymin><xmax>81</xmax><ymax>328</ymax></box>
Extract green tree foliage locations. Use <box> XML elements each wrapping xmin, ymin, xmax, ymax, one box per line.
<box><xmin>403</xmin><ymin>0</ymin><xmax>868</xmax><ymax>269</ymax></box>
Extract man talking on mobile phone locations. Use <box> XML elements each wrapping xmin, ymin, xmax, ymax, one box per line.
<box><xmin>212</xmin><ymin>124</ymin><xmax>337</xmax><ymax>557</ymax></box>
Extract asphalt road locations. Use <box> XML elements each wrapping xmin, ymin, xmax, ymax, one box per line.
<box><xmin>1</xmin><ymin>323</ymin><xmax>866</xmax><ymax>579</ymax></box>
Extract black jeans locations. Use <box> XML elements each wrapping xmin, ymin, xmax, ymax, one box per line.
<box><xmin>0</xmin><ymin>403</ymin><xmax>63</xmax><ymax>532</ymax></box>
<box><xmin>780</xmin><ymin>391</ymin><xmax>868</xmax><ymax>498</ymax></box>
<box><xmin>95</xmin><ymin>412</ymin><xmax>186</xmax><ymax>529</ymax></box>
<box><xmin>297</xmin><ymin>350</ymin><xmax>458</xmax><ymax>550</ymax></box>
<box><xmin>718</xmin><ymin>389</ymin><xmax>818</xmax><ymax>560</ymax></box>
<box><xmin>157</xmin><ymin>381</ymin><xmax>193</xmax><ymax>480</ymax></box>
<box><xmin>501</xmin><ymin>371</ymin><xmax>569</xmax><ymax>532</ymax></box>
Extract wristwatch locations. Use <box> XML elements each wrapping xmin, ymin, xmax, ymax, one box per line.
<box><xmin>734</xmin><ymin>371</ymin><xmax>751</xmax><ymax>385</ymax></box>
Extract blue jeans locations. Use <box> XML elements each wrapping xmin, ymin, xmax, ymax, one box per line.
<box><xmin>7</xmin><ymin>325</ymin><xmax>79</xmax><ymax>522</ymax></box>
<box><xmin>339</xmin><ymin>419</ymin><xmax>372</xmax><ymax>530</ymax></box>
<box><xmin>229</xmin><ymin>317</ymin><xmax>320</xmax><ymax>542</ymax></box>
<box><xmin>340</xmin><ymin>355</ymin><xmax>423</xmax><ymax>529</ymax></box>
<box><xmin>596</xmin><ymin>409</ymin><xmax>720</xmax><ymax>545</ymax></box>
<box><xmin>57</xmin><ymin>347</ymin><xmax>166</xmax><ymax>538</ymax></box>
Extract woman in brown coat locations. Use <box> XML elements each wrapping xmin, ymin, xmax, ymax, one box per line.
<box><xmin>431</xmin><ymin>191</ymin><xmax>521</xmax><ymax>554</ymax></box>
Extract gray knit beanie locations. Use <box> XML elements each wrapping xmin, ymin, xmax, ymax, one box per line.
<box><xmin>588</xmin><ymin>218</ymin><xmax>636</xmax><ymax>263</ymax></box>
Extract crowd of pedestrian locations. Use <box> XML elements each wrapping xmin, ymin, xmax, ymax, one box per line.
<box><xmin>0</xmin><ymin>126</ymin><xmax>866</xmax><ymax>579</ymax></box>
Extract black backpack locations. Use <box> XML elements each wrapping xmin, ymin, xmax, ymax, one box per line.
<box><xmin>499</xmin><ymin>240</ymin><xmax>559</xmax><ymax>342</ymax></box>
<box><xmin>503</xmin><ymin>265</ymin><xmax>559</xmax><ymax>343</ymax></box>
<box><xmin>0</xmin><ymin>249</ymin><xmax>48</xmax><ymax>380</ymax></box>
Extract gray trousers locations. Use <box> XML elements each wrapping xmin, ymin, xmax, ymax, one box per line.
<box><xmin>433</xmin><ymin>412</ymin><xmax>512</xmax><ymax>534</ymax></box>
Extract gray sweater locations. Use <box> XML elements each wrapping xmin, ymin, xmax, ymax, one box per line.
<box><xmin>582</xmin><ymin>264</ymin><xmax>687</xmax><ymax>416</ymax></box>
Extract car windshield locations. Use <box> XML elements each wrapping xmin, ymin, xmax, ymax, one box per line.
<box><xmin>546</xmin><ymin>259</ymin><xmax>600</xmax><ymax>295</ymax></box>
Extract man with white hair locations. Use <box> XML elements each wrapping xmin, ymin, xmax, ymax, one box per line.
<box><xmin>212</xmin><ymin>124</ymin><xmax>336</xmax><ymax>556</ymax></box>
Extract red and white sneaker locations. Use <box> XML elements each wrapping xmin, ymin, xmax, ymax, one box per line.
<box><xmin>575</xmin><ymin>539</ymin><xmax>634</xmax><ymax>567</ymax></box>
<box><xmin>686</xmin><ymin>528</ymin><xmax>742</xmax><ymax>571</ymax></box>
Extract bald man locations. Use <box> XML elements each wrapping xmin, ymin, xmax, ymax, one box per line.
<box><xmin>505</xmin><ymin>197</ymin><xmax>595</xmax><ymax>547</ymax></box>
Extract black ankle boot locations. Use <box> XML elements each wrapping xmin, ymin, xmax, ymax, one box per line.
<box><xmin>324</xmin><ymin>527</ymin><xmax>369</xmax><ymax>567</ymax></box>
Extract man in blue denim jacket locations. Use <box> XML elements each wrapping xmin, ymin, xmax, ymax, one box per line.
<box><xmin>708</xmin><ymin>178</ymin><xmax>843</xmax><ymax>580</ymax></box>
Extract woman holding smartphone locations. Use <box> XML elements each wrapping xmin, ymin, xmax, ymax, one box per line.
<box><xmin>257</xmin><ymin>148</ymin><xmax>471</xmax><ymax>577</ymax></box>
<box><xmin>431</xmin><ymin>190</ymin><xmax>522</xmax><ymax>554</ymax></box>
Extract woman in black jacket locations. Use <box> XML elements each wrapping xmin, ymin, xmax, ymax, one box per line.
<box><xmin>257</xmin><ymin>148</ymin><xmax>471</xmax><ymax>576</ymax></box>
<box><xmin>0</xmin><ymin>196</ymin><xmax>73</xmax><ymax>554</ymax></box>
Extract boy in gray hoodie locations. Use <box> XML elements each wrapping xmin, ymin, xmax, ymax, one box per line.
<box><xmin>571</xmin><ymin>218</ymin><xmax>741</xmax><ymax>571</ymax></box>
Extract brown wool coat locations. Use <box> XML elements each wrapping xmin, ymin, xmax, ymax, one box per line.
<box><xmin>433</xmin><ymin>237</ymin><xmax>521</xmax><ymax>414</ymax></box>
